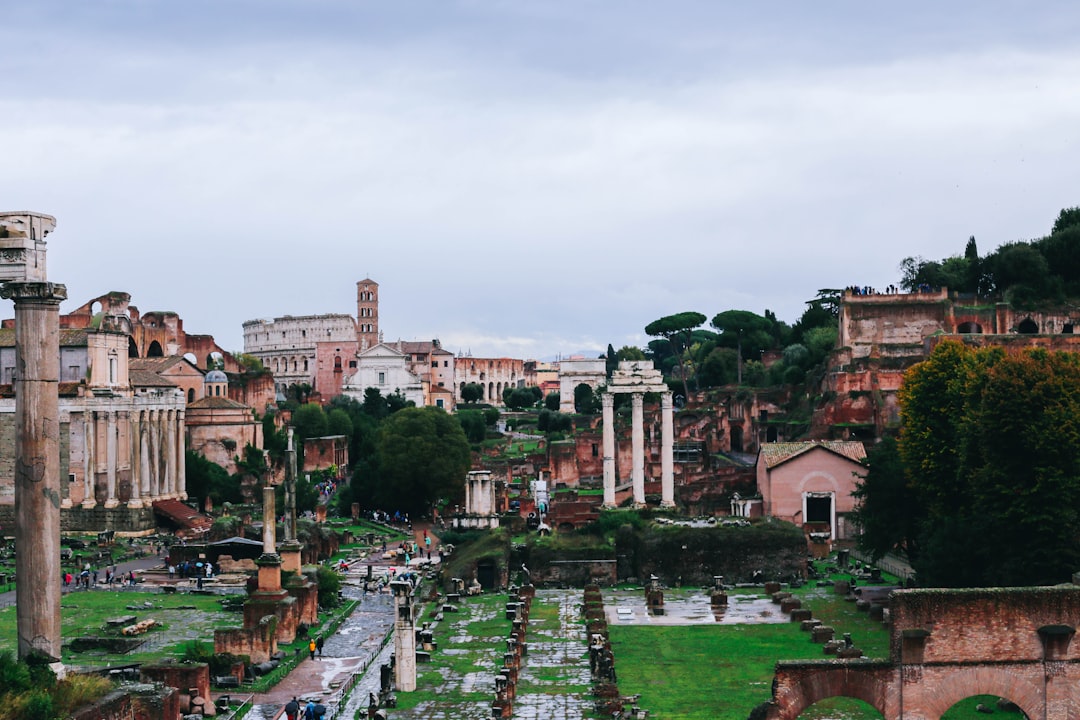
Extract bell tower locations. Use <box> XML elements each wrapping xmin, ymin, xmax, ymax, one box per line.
<box><xmin>356</xmin><ymin>278</ymin><xmax>379</xmax><ymax>351</ymax></box>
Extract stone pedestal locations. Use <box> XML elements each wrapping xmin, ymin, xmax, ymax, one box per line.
<box><xmin>391</xmin><ymin>580</ymin><xmax>417</xmax><ymax>692</ymax></box>
<box><xmin>279</xmin><ymin>539</ymin><xmax>303</xmax><ymax>574</ymax></box>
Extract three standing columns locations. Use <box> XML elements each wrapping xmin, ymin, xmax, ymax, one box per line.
<box><xmin>601</xmin><ymin>391</ymin><xmax>675</xmax><ymax>509</ymax></box>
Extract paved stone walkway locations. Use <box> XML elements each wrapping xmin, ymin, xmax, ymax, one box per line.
<box><xmin>337</xmin><ymin>589</ymin><xmax>593</xmax><ymax>720</ymax></box>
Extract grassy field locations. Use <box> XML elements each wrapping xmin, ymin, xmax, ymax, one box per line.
<box><xmin>608</xmin><ymin>582</ymin><xmax>1024</xmax><ymax>720</ymax></box>
<box><xmin>0</xmin><ymin>590</ymin><xmax>239</xmax><ymax>667</ymax></box>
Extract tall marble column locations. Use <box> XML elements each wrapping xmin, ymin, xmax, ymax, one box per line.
<box><xmin>82</xmin><ymin>412</ymin><xmax>96</xmax><ymax>508</ymax></box>
<box><xmin>631</xmin><ymin>392</ymin><xmax>645</xmax><ymax>506</ymax></box>
<box><xmin>280</xmin><ymin>427</ymin><xmax>303</xmax><ymax>573</ymax></box>
<box><xmin>660</xmin><ymin>392</ymin><xmax>675</xmax><ymax>508</ymax></box>
<box><xmin>2</xmin><ymin>281</ymin><xmax>66</xmax><ymax>662</ymax></box>
<box><xmin>175</xmin><ymin>409</ymin><xmax>186</xmax><ymax>498</ymax></box>
<box><xmin>601</xmin><ymin>393</ymin><xmax>616</xmax><ymax>508</ymax></box>
<box><xmin>165</xmin><ymin>409</ymin><xmax>177</xmax><ymax>498</ymax></box>
<box><xmin>104</xmin><ymin>411</ymin><xmax>119</xmax><ymax>508</ymax></box>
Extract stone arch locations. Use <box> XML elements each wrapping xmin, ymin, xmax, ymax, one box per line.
<box><xmin>772</xmin><ymin>664</ymin><xmax>891</xmax><ymax>720</ymax></box>
<box><xmin>912</xmin><ymin>667</ymin><xmax>1042</xmax><ymax>720</ymax></box>
<box><xmin>147</xmin><ymin>340</ymin><xmax>164</xmax><ymax>357</ymax></box>
<box><xmin>1017</xmin><ymin>318</ymin><xmax>1038</xmax><ymax>334</ymax></box>
<box><xmin>957</xmin><ymin>321</ymin><xmax>983</xmax><ymax>334</ymax></box>
<box><xmin>488</xmin><ymin>382</ymin><xmax>494</xmax><ymax>400</ymax></box>
<box><xmin>128</xmin><ymin>336</ymin><xmax>139</xmax><ymax>358</ymax></box>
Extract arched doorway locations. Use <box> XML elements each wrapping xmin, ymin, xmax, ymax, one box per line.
<box><xmin>1017</xmin><ymin>318</ymin><xmax>1038</xmax><ymax>334</ymax></box>
<box><xmin>957</xmin><ymin>321</ymin><xmax>983</xmax><ymax>334</ymax></box>
<box><xmin>731</xmin><ymin>426</ymin><xmax>744</xmax><ymax>453</ymax></box>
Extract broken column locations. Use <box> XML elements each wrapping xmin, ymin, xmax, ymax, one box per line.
<box><xmin>391</xmin><ymin>579</ymin><xmax>417</xmax><ymax>691</ymax></box>
<box><xmin>0</xmin><ymin>211</ymin><xmax>65</xmax><ymax>663</ymax></box>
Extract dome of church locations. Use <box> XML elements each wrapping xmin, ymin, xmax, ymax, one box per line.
<box><xmin>205</xmin><ymin>369</ymin><xmax>228</xmax><ymax>383</ymax></box>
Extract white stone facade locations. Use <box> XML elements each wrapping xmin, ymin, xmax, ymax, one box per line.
<box><xmin>558</xmin><ymin>357</ymin><xmax>607</xmax><ymax>413</ymax></box>
<box><xmin>340</xmin><ymin>343</ymin><xmax>425</xmax><ymax>406</ymax></box>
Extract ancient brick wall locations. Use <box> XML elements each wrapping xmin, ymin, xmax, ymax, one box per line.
<box><xmin>70</xmin><ymin>683</ymin><xmax>180</xmax><ymax>720</ymax></box>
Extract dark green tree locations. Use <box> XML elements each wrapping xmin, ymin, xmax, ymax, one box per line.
<box><xmin>185</xmin><ymin>450</ymin><xmax>241</xmax><ymax>507</ymax></box>
<box><xmin>544</xmin><ymin>392</ymin><xmax>560</xmax><ymax>411</ymax></box>
<box><xmin>457</xmin><ymin>410</ymin><xmax>487</xmax><ymax>443</ymax></box>
<box><xmin>461</xmin><ymin>382</ymin><xmax>485</xmax><ymax>404</ymax></box>
<box><xmin>859</xmin><ymin>341</ymin><xmax>1080</xmax><ymax>586</ymax></box>
<box><xmin>645</xmin><ymin>312</ymin><xmax>707</xmax><ymax>399</ymax></box>
<box><xmin>371</xmin><ymin>406</ymin><xmax>471</xmax><ymax>516</ymax></box>
<box><xmin>605</xmin><ymin>343</ymin><xmax>618</xmax><ymax>377</ymax></box>
<box><xmin>574</xmin><ymin>382</ymin><xmax>599</xmax><ymax>414</ymax></box>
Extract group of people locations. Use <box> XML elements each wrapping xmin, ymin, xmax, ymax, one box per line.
<box><xmin>284</xmin><ymin>695</ymin><xmax>325</xmax><ymax>719</ymax></box>
<box><xmin>62</xmin><ymin>564</ymin><xmax>135</xmax><ymax>590</ymax></box>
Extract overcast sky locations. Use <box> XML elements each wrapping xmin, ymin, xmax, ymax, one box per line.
<box><xmin>3</xmin><ymin>1</ymin><xmax>1079</xmax><ymax>360</ymax></box>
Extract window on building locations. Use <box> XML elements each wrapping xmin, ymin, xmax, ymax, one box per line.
<box><xmin>188</xmin><ymin>389</ymin><xmax>195</xmax><ymax>403</ymax></box>
<box><xmin>349</xmin><ymin>361</ymin><xmax>357</xmax><ymax>369</ymax></box>
<box><xmin>378</xmin><ymin>372</ymin><xmax>386</xmax><ymax>385</ymax></box>
<box><xmin>436</xmin><ymin>399</ymin><xmax>444</xmax><ymax>408</ymax></box>
<box><xmin>592</xmin><ymin>443</ymin><xmax>599</xmax><ymax>457</ymax></box>
<box><xmin>444</xmin><ymin>361</ymin><xmax>449</xmax><ymax>367</ymax></box>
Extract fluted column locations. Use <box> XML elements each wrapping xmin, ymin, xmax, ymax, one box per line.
<box><xmin>631</xmin><ymin>392</ymin><xmax>645</xmax><ymax>506</ymax></box>
<box><xmin>660</xmin><ymin>392</ymin><xmax>675</xmax><ymax>508</ymax></box>
<box><xmin>601</xmin><ymin>393</ymin><xmax>616</xmax><ymax>508</ymax></box>
<box><xmin>104</xmin><ymin>411</ymin><xmax>119</xmax><ymax>508</ymax></box>
<box><xmin>3</xmin><ymin>281</ymin><xmax>66</xmax><ymax>662</ymax></box>
<box><xmin>148</xmin><ymin>409</ymin><xmax>159</xmax><ymax>498</ymax></box>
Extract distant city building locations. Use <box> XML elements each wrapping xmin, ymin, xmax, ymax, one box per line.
<box><xmin>242</xmin><ymin>312</ymin><xmax>358</xmax><ymax>399</ymax></box>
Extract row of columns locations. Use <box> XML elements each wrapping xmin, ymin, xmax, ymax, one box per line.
<box><xmin>601</xmin><ymin>391</ymin><xmax>674</xmax><ymax>508</ymax></box>
<box><xmin>77</xmin><ymin>407</ymin><xmax>186</xmax><ymax>509</ymax></box>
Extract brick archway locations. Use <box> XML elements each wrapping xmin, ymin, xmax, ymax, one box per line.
<box><xmin>761</xmin><ymin>585</ymin><xmax>1080</xmax><ymax>720</ymax></box>
<box><xmin>908</xmin><ymin>665</ymin><xmax>1043</xmax><ymax>720</ymax></box>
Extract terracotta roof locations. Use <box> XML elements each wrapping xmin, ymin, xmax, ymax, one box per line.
<box><xmin>129</xmin><ymin>369</ymin><xmax>178</xmax><ymax>388</ymax></box>
<box><xmin>130</xmin><ymin>356</ymin><xmax>200</xmax><ymax>374</ymax></box>
<box><xmin>188</xmin><ymin>396</ymin><xmax>249</xmax><ymax>410</ymax></box>
<box><xmin>759</xmin><ymin>441</ymin><xmax>867</xmax><ymax>469</ymax></box>
<box><xmin>0</xmin><ymin>328</ymin><xmax>88</xmax><ymax>347</ymax></box>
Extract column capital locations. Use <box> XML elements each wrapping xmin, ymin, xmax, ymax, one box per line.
<box><xmin>601</xmin><ymin>392</ymin><xmax>614</xmax><ymax>409</ymax></box>
<box><xmin>0</xmin><ymin>281</ymin><xmax>67</xmax><ymax>304</ymax></box>
<box><xmin>661</xmin><ymin>392</ymin><xmax>673</xmax><ymax>410</ymax></box>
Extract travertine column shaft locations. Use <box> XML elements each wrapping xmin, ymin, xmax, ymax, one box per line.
<box><xmin>263</xmin><ymin>484</ymin><xmax>276</xmax><ymax>554</ymax></box>
<box><xmin>104</xmin><ymin>411</ymin><xmax>118</xmax><ymax>507</ymax></box>
<box><xmin>4</xmin><ymin>281</ymin><xmax>66</xmax><ymax>661</ymax></box>
<box><xmin>631</xmin><ymin>392</ymin><xmax>645</xmax><ymax>506</ymax></box>
<box><xmin>176</xmin><ymin>410</ymin><xmax>186</xmax><ymax>498</ymax></box>
<box><xmin>601</xmin><ymin>393</ymin><xmax>616</xmax><ymax>508</ymax></box>
<box><xmin>165</xmin><ymin>409</ymin><xmax>176</xmax><ymax>497</ymax></box>
<box><xmin>284</xmin><ymin>427</ymin><xmax>297</xmax><ymax>541</ymax></box>
<box><xmin>661</xmin><ymin>392</ymin><xmax>675</xmax><ymax>508</ymax></box>
<box><xmin>82</xmin><ymin>413</ymin><xmax>96</xmax><ymax>507</ymax></box>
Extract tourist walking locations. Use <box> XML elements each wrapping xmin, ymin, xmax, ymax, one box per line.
<box><xmin>284</xmin><ymin>696</ymin><xmax>299</xmax><ymax>720</ymax></box>
<box><xmin>309</xmin><ymin>638</ymin><xmax>317</xmax><ymax>660</ymax></box>
<box><xmin>316</xmin><ymin>635</ymin><xmax>324</xmax><ymax>657</ymax></box>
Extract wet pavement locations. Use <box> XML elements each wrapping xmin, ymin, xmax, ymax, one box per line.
<box><xmin>604</xmin><ymin>588</ymin><xmax>788</xmax><ymax>625</ymax></box>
